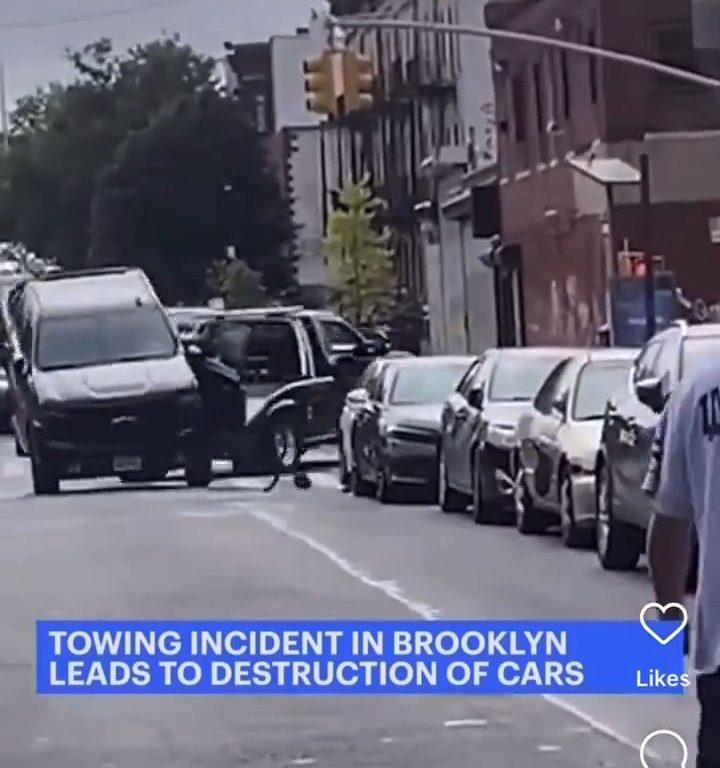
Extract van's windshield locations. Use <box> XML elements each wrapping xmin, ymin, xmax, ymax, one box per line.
<box><xmin>36</xmin><ymin>306</ymin><xmax>177</xmax><ymax>371</ymax></box>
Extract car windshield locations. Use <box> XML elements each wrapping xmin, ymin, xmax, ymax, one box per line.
<box><xmin>36</xmin><ymin>306</ymin><xmax>177</xmax><ymax>371</ymax></box>
<box><xmin>488</xmin><ymin>355</ymin><xmax>567</xmax><ymax>402</ymax></box>
<box><xmin>572</xmin><ymin>360</ymin><xmax>632</xmax><ymax>421</ymax></box>
<box><xmin>389</xmin><ymin>362</ymin><xmax>469</xmax><ymax>404</ymax></box>
<box><xmin>681</xmin><ymin>336</ymin><xmax>720</xmax><ymax>377</ymax></box>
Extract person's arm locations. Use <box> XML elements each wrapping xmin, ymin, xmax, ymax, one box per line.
<box><xmin>647</xmin><ymin>389</ymin><xmax>693</xmax><ymax>609</ymax></box>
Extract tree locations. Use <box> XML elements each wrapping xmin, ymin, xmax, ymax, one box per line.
<box><xmin>1</xmin><ymin>36</ymin><xmax>217</xmax><ymax>269</ymax></box>
<box><xmin>208</xmin><ymin>257</ymin><xmax>268</xmax><ymax>309</ymax></box>
<box><xmin>323</xmin><ymin>176</ymin><xmax>395</xmax><ymax>325</ymax></box>
<box><xmin>89</xmin><ymin>90</ymin><xmax>295</xmax><ymax>305</ymax></box>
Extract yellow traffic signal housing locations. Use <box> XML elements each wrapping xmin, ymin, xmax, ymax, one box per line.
<box><xmin>303</xmin><ymin>53</ymin><xmax>337</xmax><ymax>116</ymax></box>
<box><xmin>342</xmin><ymin>51</ymin><xmax>375</xmax><ymax>112</ymax></box>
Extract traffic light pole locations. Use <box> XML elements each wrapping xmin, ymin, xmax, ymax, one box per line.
<box><xmin>330</xmin><ymin>15</ymin><xmax>720</xmax><ymax>90</ymax></box>
<box><xmin>639</xmin><ymin>153</ymin><xmax>656</xmax><ymax>340</ymax></box>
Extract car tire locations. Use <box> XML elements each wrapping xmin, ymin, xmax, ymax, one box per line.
<box><xmin>185</xmin><ymin>447</ymin><xmax>212</xmax><ymax>488</ymax></box>
<box><xmin>559</xmin><ymin>469</ymin><xmax>593</xmax><ymax>549</ymax></box>
<box><xmin>270</xmin><ymin>417</ymin><xmax>300</xmax><ymax>473</ymax></box>
<box><xmin>438</xmin><ymin>446</ymin><xmax>466</xmax><ymax>513</ymax></box>
<box><xmin>514</xmin><ymin>470</ymin><xmax>547</xmax><ymax>535</ymax></box>
<box><xmin>376</xmin><ymin>461</ymin><xmax>402</xmax><ymax>504</ymax></box>
<box><xmin>30</xmin><ymin>435</ymin><xmax>59</xmax><ymax>496</ymax></box>
<box><xmin>595</xmin><ymin>460</ymin><xmax>643</xmax><ymax>571</ymax></box>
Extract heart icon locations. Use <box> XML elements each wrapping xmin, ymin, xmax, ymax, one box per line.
<box><xmin>639</xmin><ymin>602</ymin><xmax>688</xmax><ymax>645</ymax></box>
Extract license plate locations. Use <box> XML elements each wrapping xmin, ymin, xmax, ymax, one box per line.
<box><xmin>113</xmin><ymin>456</ymin><xmax>142</xmax><ymax>472</ymax></box>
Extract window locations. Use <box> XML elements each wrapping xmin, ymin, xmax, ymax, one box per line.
<box><xmin>534</xmin><ymin>360</ymin><xmax>571</xmax><ymax>414</ymax></box>
<box><xmin>560</xmin><ymin>51</ymin><xmax>571</xmax><ymax>119</ymax></box>
<box><xmin>588</xmin><ymin>30</ymin><xmax>598</xmax><ymax>103</ymax></box>
<box><xmin>633</xmin><ymin>341</ymin><xmax>662</xmax><ymax>382</ymax></box>
<box><xmin>255</xmin><ymin>94</ymin><xmax>267</xmax><ymax>132</ymax></box>
<box><xmin>511</xmin><ymin>71</ymin><xmax>527</xmax><ymax>143</ymax></box>
<box><xmin>389</xmin><ymin>362</ymin><xmax>470</xmax><ymax>405</ymax></box>
<box><xmin>532</xmin><ymin>61</ymin><xmax>547</xmax><ymax>161</ymax></box>
<box><xmin>488</xmin><ymin>354</ymin><xmax>570</xmax><ymax>403</ymax></box>
<box><xmin>321</xmin><ymin>319</ymin><xmax>361</xmax><ymax>349</ymax></box>
<box><xmin>572</xmin><ymin>361</ymin><xmax>633</xmax><ymax>421</ymax></box>
<box><xmin>652</xmin><ymin>334</ymin><xmax>680</xmax><ymax>383</ymax></box>
<box><xmin>35</xmin><ymin>307</ymin><xmax>177</xmax><ymax>371</ymax></box>
<box><xmin>456</xmin><ymin>358</ymin><xmax>483</xmax><ymax>398</ymax></box>
<box><xmin>235</xmin><ymin>321</ymin><xmax>301</xmax><ymax>383</ymax></box>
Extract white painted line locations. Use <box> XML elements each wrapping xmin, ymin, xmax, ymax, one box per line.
<box><xmin>289</xmin><ymin>759</ymin><xmax>316</xmax><ymax>766</ymax></box>
<box><xmin>245</xmin><ymin>507</ymin><xmax>648</xmax><ymax>754</ymax></box>
<box><xmin>443</xmin><ymin>719</ymin><xmax>487</xmax><ymax>728</ymax></box>
<box><xmin>537</xmin><ymin>744</ymin><xmax>562</xmax><ymax>752</ymax></box>
<box><xmin>244</xmin><ymin>508</ymin><xmax>442</xmax><ymax>620</ymax></box>
<box><xmin>379</xmin><ymin>736</ymin><xmax>395</xmax><ymax>744</ymax></box>
<box><xmin>178</xmin><ymin>509</ymin><xmax>239</xmax><ymax>519</ymax></box>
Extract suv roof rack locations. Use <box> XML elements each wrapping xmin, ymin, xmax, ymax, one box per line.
<box><xmin>36</xmin><ymin>266</ymin><xmax>136</xmax><ymax>282</ymax></box>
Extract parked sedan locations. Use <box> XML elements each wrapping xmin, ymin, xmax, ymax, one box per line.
<box><xmin>439</xmin><ymin>347</ymin><xmax>585</xmax><ymax>523</ymax></box>
<box><xmin>514</xmin><ymin>348</ymin><xmax>636</xmax><ymax>547</ymax></box>
<box><xmin>597</xmin><ymin>320</ymin><xmax>720</xmax><ymax>571</ymax></box>
<box><xmin>338</xmin><ymin>352</ymin><xmax>413</xmax><ymax>488</ymax></box>
<box><xmin>351</xmin><ymin>356</ymin><xmax>474</xmax><ymax>503</ymax></box>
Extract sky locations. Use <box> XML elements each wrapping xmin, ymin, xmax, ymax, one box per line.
<box><xmin>0</xmin><ymin>0</ymin><xmax>320</xmax><ymax>103</ymax></box>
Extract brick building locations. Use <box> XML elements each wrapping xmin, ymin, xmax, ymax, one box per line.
<box><xmin>485</xmin><ymin>0</ymin><xmax>720</xmax><ymax>345</ymax></box>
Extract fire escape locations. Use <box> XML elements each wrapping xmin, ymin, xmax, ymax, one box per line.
<box><xmin>325</xmin><ymin>0</ymin><xmax>460</xmax><ymax>305</ymax></box>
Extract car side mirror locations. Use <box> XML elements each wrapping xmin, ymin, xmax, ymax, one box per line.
<box><xmin>552</xmin><ymin>397</ymin><xmax>567</xmax><ymax>418</ymax></box>
<box><xmin>468</xmin><ymin>385</ymin><xmax>484</xmax><ymax>409</ymax></box>
<box><xmin>635</xmin><ymin>377</ymin><xmax>665</xmax><ymax>414</ymax></box>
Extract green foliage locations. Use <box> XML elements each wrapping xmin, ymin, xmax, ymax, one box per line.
<box><xmin>89</xmin><ymin>91</ymin><xmax>295</xmax><ymax>305</ymax></box>
<box><xmin>207</xmin><ymin>257</ymin><xmax>268</xmax><ymax>309</ymax></box>
<box><xmin>323</xmin><ymin>176</ymin><xmax>395</xmax><ymax>325</ymax></box>
<box><xmin>1</xmin><ymin>35</ymin><xmax>217</xmax><ymax>269</ymax></box>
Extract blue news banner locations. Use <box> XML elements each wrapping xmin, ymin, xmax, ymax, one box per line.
<box><xmin>36</xmin><ymin>620</ymin><xmax>687</xmax><ymax>696</ymax></box>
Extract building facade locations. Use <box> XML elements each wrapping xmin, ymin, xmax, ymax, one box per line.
<box><xmin>324</xmin><ymin>0</ymin><xmax>500</xmax><ymax>353</ymax></box>
<box><xmin>486</xmin><ymin>0</ymin><xmax>720</xmax><ymax>345</ymax></box>
<box><xmin>224</xmin><ymin>33</ymin><xmax>329</xmax><ymax>290</ymax></box>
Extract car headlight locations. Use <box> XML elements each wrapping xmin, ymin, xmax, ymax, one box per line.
<box><xmin>486</xmin><ymin>423</ymin><xmax>518</xmax><ymax>449</ymax></box>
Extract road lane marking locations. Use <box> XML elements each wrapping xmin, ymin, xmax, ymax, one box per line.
<box><xmin>443</xmin><ymin>719</ymin><xmax>487</xmax><ymax>728</ymax></box>
<box><xmin>246</xmin><ymin>507</ymin><xmax>441</xmax><ymax>620</ymax></box>
<box><xmin>244</xmin><ymin>507</ymin><xmax>652</xmax><ymax>755</ymax></box>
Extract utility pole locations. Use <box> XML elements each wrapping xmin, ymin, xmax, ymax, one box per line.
<box><xmin>639</xmin><ymin>153</ymin><xmax>656</xmax><ymax>340</ymax></box>
<box><xmin>0</xmin><ymin>62</ymin><xmax>8</xmax><ymax>152</ymax></box>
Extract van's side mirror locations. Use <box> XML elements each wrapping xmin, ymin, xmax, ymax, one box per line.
<box><xmin>468</xmin><ymin>385</ymin><xmax>484</xmax><ymax>409</ymax></box>
<box><xmin>635</xmin><ymin>377</ymin><xmax>665</xmax><ymax>414</ymax></box>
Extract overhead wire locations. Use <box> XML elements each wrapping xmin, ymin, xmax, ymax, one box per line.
<box><xmin>0</xmin><ymin>0</ymin><xmax>213</xmax><ymax>32</ymax></box>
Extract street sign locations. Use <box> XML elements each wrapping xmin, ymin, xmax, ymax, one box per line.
<box><xmin>608</xmin><ymin>272</ymin><xmax>678</xmax><ymax>346</ymax></box>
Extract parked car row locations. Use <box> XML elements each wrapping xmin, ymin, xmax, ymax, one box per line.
<box><xmin>338</xmin><ymin>319</ymin><xmax>720</xmax><ymax>586</ymax></box>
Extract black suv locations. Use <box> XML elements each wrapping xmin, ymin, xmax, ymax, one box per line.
<box><xmin>0</xmin><ymin>267</ymin><xmax>211</xmax><ymax>494</ymax></box>
<box><xmin>167</xmin><ymin>306</ymin><xmax>385</xmax><ymax>447</ymax></box>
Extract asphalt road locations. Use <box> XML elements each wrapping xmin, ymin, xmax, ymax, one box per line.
<box><xmin>0</xmin><ymin>436</ymin><xmax>695</xmax><ymax>767</ymax></box>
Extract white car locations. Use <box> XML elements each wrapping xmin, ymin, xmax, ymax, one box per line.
<box><xmin>338</xmin><ymin>352</ymin><xmax>413</xmax><ymax>488</ymax></box>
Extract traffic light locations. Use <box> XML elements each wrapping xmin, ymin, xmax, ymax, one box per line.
<box><xmin>342</xmin><ymin>51</ymin><xmax>375</xmax><ymax>113</ymax></box>
<box><xmin>303</xmin><ymin>53</ymin><xmax>337</xmax><ymax>116</ymax></box>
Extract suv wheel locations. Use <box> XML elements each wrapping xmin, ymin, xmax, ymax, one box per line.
<box><xmin>559</xmin><ymin>469</ymin><xmax>592</xmax><ymax>549</ymax></box>
<box><xmin>271</xmin><ymin>418</ymin><xmax>300</xmax><ymax>472</ymax></box>
<box><xmin>595</xmin><ymin>460</ymin><xmax>643</xmax><ymax>571</ymax></box>
<box><xmin>30</xmin><ymin>436</ymin><xmax>60</xmax><ymax>496</ymax></box>
<box><xmin>186</xmin><ymin>447</ymin><xmax>212</xmax><ymax>488</ymax></box>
